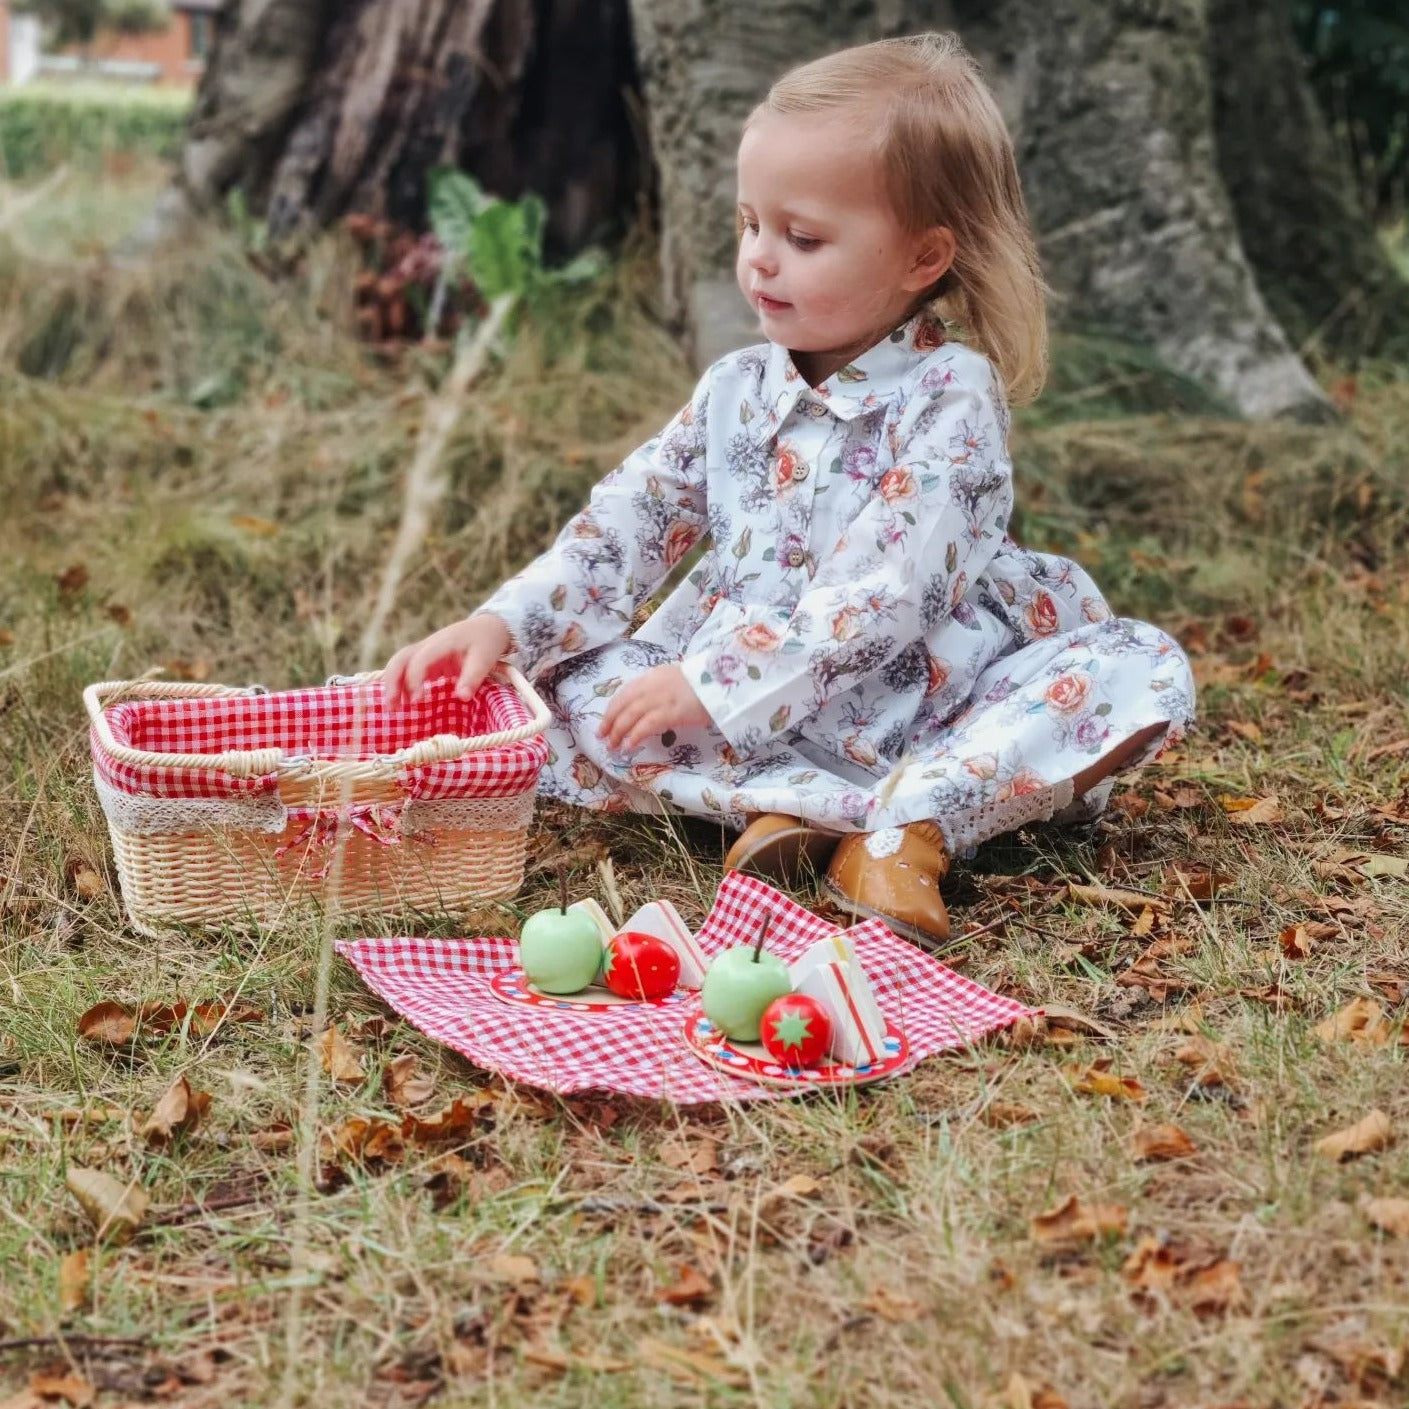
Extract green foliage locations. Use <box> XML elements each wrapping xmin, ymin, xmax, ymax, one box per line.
<box><xmin>1026</xmin><ymin>332</ymin><xmax>1234</xmax><ymax>428</ymax></box>
<box><xmin>1294</xmin><ymin>1</ymin><xmax>1409</xmax><ymax>216</ymax></box>
<box><xmin>427</xmin><ymin>167</ymin><xmax>606</xmax><ymax>303</ymax></box>
<box><xmin>225</xmin><ymin>186</ymin><xmax>270</xmax><ymax>258</ymax></box>
<box><xmin>0</xmin><ymin>85</ymin><xmax>188</xmax><ymax>180</ymax></box>
<box><xmin>12</xmin><ymin>0</ymin><xmax>168</xmax><ymax>46</ymax></box>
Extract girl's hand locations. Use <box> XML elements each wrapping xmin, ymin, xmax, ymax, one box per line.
<box><xmin>598</xmin><ymin>664</ymin><xmax>712</xmax><ymax>751</ymax></box>
<box><xmin>381</xmin><ymin>613</ymin><xmax>513</xmax><ymax>709</ymax></box>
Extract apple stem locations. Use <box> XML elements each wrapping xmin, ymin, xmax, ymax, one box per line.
<box><xmin>753</xmin><ymin>910</ymin><xmax>771</xmax><ymax>962</ymax></box>
<box><xmin>558</xmin><ymin>865</ymin><xmax>569</xmax><ymax>915</ymax></box>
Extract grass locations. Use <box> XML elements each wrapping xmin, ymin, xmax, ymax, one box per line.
<box><xmin>0</xmin><ymin>171</ymin><xmax>1407</xmax><ymax>1409</ymax></box>
<box><xmin>0</xmin><ymin>155</ymin><xmax>172</xmax><ymax>262</ymax></box>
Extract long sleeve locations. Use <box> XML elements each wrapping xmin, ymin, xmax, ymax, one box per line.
<box><xmin>681</xmin><ymin>375</ymin><xmax>1012</xmax><ymax>750</ymax></box>
<box><xmin>477</xmin><ymin>373</ymin><xmax>712</xmax><ymax>681</ymax></box>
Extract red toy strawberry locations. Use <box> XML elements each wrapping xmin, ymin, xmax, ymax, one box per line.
<box><xmin>602</xmin><ymin>931</ymin><xmax>681</xmax><ymax>1000</ymax></box>
<box><xmin>760</xmin><ymin>993</ymin><xmax>832</xmax><ymax>1067</ymax></box>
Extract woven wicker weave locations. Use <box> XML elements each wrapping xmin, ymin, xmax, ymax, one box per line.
<box><xmin>86</xmin><ymin>668</ymin><xmax>549</xmax><ymax>936</ymax></box>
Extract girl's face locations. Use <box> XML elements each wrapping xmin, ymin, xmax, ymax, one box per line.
<box><xmin>735</xmin><ymin>108</ymin><xmax>954</xmax><ymax>383</ymax></box>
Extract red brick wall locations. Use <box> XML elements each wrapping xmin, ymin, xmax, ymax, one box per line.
<box><xmin>75</xmin><ymin>12</ymin><xmax>203</xmax><ymax>86</ymax></box>
<box><xmin>0</xmin><ymin>3</ymin><xmax>207</xmax><ymax>87</ymax></box>
<box><xmin>0</xmin><ymin>1</ymin><xmax>13</xmax><ymax>85</ymax></box>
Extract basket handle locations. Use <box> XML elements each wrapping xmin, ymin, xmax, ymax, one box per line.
<box><xmin>84</xmin><ymin>677</ymin><xmax>284</xmax><ymax>778</ymax></box>
<box><xmin>84</xmin><ymin>666</ymin><xmax>550</xmax><ymax>780</ymax></box>
<box><xmin>325</xmin><ymin>666</ymin><xmax>551</xmax><ymax>768</ymax></box>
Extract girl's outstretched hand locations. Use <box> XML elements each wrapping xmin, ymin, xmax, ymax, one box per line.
<box><xmin>381</xmin><ymin>613</ymin><xmax>512</xmax><ymax>709</ymax></box>
<box><xmin>598</xmin><ymin>664</ymin><xmax>712</xmax><ymax>752</ymax></box>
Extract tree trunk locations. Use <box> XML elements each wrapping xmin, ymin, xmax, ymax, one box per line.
<box><xmin>629</xmin><ymin>0</ymin><xmax>880</xmax><ymax>364</ymax></box>
<box><xmin>633</xmin><ymin>0</ymin><xmax>1330</xmax><ymax>418</ymax></box>
<box><xmin>956</xmin><ymin>0</ymin><xmax>1331</xmax><ymax>419</ymax></box>
<box><xmin>1206</xmin><ymin>0</ymin><xmax>1409</xmax><ymax>364</ymax></box>
<box><xmin>163</xmin><ymin>0</ymin><xmax>1407</xmax><ymax>419</ymax></box>
<box><xmin>170</xmin><ymin>0</ymin><xmax>639</xmax><ymax>256</ymax></box>
<box><xmin>177</xmin><ymin>0</ymin><xmax>334</xmax><ymax>220</ymax></box>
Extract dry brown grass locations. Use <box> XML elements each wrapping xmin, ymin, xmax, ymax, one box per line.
<box><xmin>1</xmin><ymin>201</ymin><xmax>1407</xmax><ymax>1409</ymax></box>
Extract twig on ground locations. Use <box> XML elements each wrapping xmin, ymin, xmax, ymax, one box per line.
<box><xmin>357</xmin><ymin>292</ymin><xmax>517</xmax><ymax>668</ymax></box>
<box><xmin>148</xmin><ymin>1191</ymin><xmax>271</xmax><ymax>1229</ymax></box>
<box><xmin>0</xmin><ymin>1333</ymin><xmax>150</xmax><ymax>1353</ymax></box>
<box><xmin>564</xmin><ymin>1196</ymin><xmax>730</xmax><ymax>1215</ymax></box>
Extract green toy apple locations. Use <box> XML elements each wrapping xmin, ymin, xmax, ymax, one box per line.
<box><xmin>519</xmin><ymin>870</ymin><xmax>603</xmax><ymax>994</ymax></box>
<box><xmin>701</xmin><ymin>912</ymin><xmax>790</xmax><ymax>1042</ymax></box>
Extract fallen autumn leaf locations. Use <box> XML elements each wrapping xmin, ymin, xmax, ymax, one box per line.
<box><xmin>76</xmin><ymin>1001</ymin><xmax>135</xmax><ymax>1046</ymax></box>
<box><xmin>383</xmin><ymin>1053</ymin><xmax>436</xmax><ymax>1108</ymax></box>
<box><xmin>318</xmin><ymin>1025</ymin><xmax>365</xmax><ymax>1084</ymax></box>
<box><xmin>1122</xmin><ymin>1238</ymin><xmax>1244</xmax><ymax>1314</ymax></box>
<box><xmin>659</xmin><ymin>1132</ymin><xmax>720</xmax><ymax>1176</ymax></box>
<box><xmin>1003</xmin><ymin>1371</ymin><xmax>1070</xmax><ymax>1409</ymax></box>
<box><xmin>1065</xmin><ymin>883</ymin><xmax>1169</xmax><ymax>913</ymax></box>
<box><xmin>862</xmin><ymin>1285</ymin><xmax>925</xmax><ymax>1322</ymax></box>
<box><xmin>1313</xmin><ymin>997</ymin><xmax>1392</xmax><ymax>1047</ymax></box>
<box><xmin>1066</xmin><ymin>1062</ymin><xmax>1147</xmax><ymax>1102</ymax></box>
<box><xmin>401</xmin><ymin>1093</ymin><xmax>494</xmax><ymax>1144</ymax></box>
<box><xmin>1182</xmin><ymin>1259</ymin><xmax>1245</xmax><ymax>1316</ymax></box>
<box><xmin>1278</xmin><ymin>923</ymin><xmax>1314</xmax><ymax>960</ymax></box>
<box><xmin>487</xmin><ymin>1253</ymin><xmax>539</xmax><ymax>1284</ymax></box>
<box><xmin>58</xmin><ymin>1248</ymin><xmax>89</xmax><ymax>1313</ymax></box>
<box><xmin>72</xmin><ymin>868</ymin><xmax>105</xmax><ymax>901</ymax></box>
<box><xmin>139</xmin><ymin>1075</ymin><xmax>212</xmax><ymax>1146</ymax></box>
<box><xmin>28</xmin><ymin>1370</ymin><xmax>95</xmax><ymax>1407</ymax></box>
<box><xmin>1030</xmin><ymin>1194</ymin><xmax>1128</xmax><ymax>1245</ymax></box>
<box><xmin>1360</xmin><ymin>1195</ymin><xmax>1409</xmax><ymax>1237</ymax></box>
<box><xmin>1173</xmin><ymin>1035</ymin><xmax>1236</xmax><ymax>1087</ymax></box>
<box><xmin>658</xmin><ymin>1264</ymin><xmax>714</xmax><ymax>1306</ymax></box>
<box><xmin>1131</xmin><ymin>1123</ymin><xmax>1198</xmax><ymax>1162</ymax></box>
<box><xmin>1224</xmin><ymin>795</ymin><xmax>1283</xmax><ymax>825</ymax></box>
<box><xmin>1314</xmin><ymin>1109</ymin><xmax>1393</xmax><ymax>1162</ymax></box>
<box><xmin>763</xmin><ymin>1172</ymin><xmax>823</xmax><ymax>1200</ymax></box>
<box><xmin>65</xmin><ymin>1166</ymin><xmax>149</xmax><ymax>1242</ymax></box>
<box><xmin>635</xmin><ymin>1337</ymin><xmax>747</xmax><ymax>1387</ymax></box>
<box><xmin>980</xmin><ymin>1101</ymin><xmax>1040</xmax><ymax>1129</ymax></box>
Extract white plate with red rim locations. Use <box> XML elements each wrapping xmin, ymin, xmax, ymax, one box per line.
<box><xmin>488</xmin><ymin>968</ymin><xmax>694</xmax><ymax>1013</ymax></box>
<box><xmin>683</xmin><ymin>1008</ymin><xmax>909</xmax><ymax>1088</ymax></box>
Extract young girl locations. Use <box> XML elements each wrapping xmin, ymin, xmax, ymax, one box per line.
<box><xmin>383</xmin><ymin>33</ymin><xmax>1196</xmax><ymax>946</ymax></box>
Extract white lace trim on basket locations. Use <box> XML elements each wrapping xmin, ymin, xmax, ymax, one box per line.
<box><xmin>95</xmin><ymin>772</ymin><xmax>536</xmax><ymax>837</ymax></box>
<box><xmin>940</xmin><ymin>778</ymin><xmax>1077</xmax><ymax>856</ymax></box>
<box><xmin>401</xmin><ymin>793</ymin><xmax>535</xmax><ymax>834</ymax></box>
<box><xmin>94</xmin><ymin>773</ymin><xmax>289</xmax><ymax>836</ymax></box>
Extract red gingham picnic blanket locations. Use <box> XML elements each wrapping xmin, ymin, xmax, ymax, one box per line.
<box><xmin>336</xmin><ymin>871</ymin><xmax>1037</xmax><ymax>1103</ymax></box>
<box><xmin>93</xmin><ymin>675</ymin><xmax>547</xmax><ymax>801</ymax></box>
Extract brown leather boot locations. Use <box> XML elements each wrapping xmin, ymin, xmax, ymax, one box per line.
<box><xmin>823</xmin><ymin>821</ymin><xmax>951</xmax><ymax>946</ymax></box>
<box><xmin>724</xmin><ymin>813</ymin><xmax>842</xmax><ymax>885</ymax></box>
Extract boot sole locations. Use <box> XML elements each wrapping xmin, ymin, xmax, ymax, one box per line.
<box><xmin>821</xmin><ymin>877</ymin><xmax>952</xmax><ymax>950</ymax></box>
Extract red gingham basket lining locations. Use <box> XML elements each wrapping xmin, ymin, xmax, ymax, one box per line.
<box><xmin>93</xmin><ymin>676</ymin><xmax>547</xmax><ymax>801</ymax></box>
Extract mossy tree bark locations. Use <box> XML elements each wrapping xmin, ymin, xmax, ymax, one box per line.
<box><xmin>170</xmin><ymin>0</ymin><xmax>640</xmax><ymax>256</ymax></box>
<box><xmin>627</xmin><ymin>0</ymin><xmax>873</xmax><ymax>369</ymax></box>
<box><xmin>1206</xmin><ymin>0</ymin><xmax>1409</xmax><ymax>364</ymax></box>
<box><xmin>954</xmin><ymin>0</ymin><xmax>1333</xmax><ymax>420</ymax></box>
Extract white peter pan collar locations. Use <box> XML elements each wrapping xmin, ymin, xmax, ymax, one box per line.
<box><xmin>759</xmin><ymin>309</ymin><xmax>949</xmax><ymax>435</ymax></box>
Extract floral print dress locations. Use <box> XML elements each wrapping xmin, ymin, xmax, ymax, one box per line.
<box><xmin>479</xmin><ymin>312</ymin><xmax>1195</xmax><ymax>845</ymax></box>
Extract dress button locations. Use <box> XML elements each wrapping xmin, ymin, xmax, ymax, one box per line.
<box><xmin>793</xmin><ymin>462</ymin><xmax>809</xmax><ymax>482</ymax></box>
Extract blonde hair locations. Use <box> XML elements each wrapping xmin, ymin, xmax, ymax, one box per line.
<box><xmin>749</xmin><ymin>33</ymin><xmax>1048</xmax><ymax>404</ymax></box>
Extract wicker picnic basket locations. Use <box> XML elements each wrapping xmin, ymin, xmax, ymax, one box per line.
<box><xmin>86</xmin><ymin>667</ymin><xmax>551</xmax><ymax>936</ymax></box>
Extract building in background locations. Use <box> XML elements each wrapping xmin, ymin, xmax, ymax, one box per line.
<box><xmin>0</xmin><ymin>0</ymin><xmax>217</xmax><ymax>87</ymax></box>
<box><xmin>0</xmin><ymin>2</ymin><xmax>43</xmax><ymax>85</ymax></box>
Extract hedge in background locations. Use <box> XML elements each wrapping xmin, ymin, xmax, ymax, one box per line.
<box><xmin>0</xmin><ymin>85</ymin><xmax>188</xmax><ymax>180</ymax></box>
